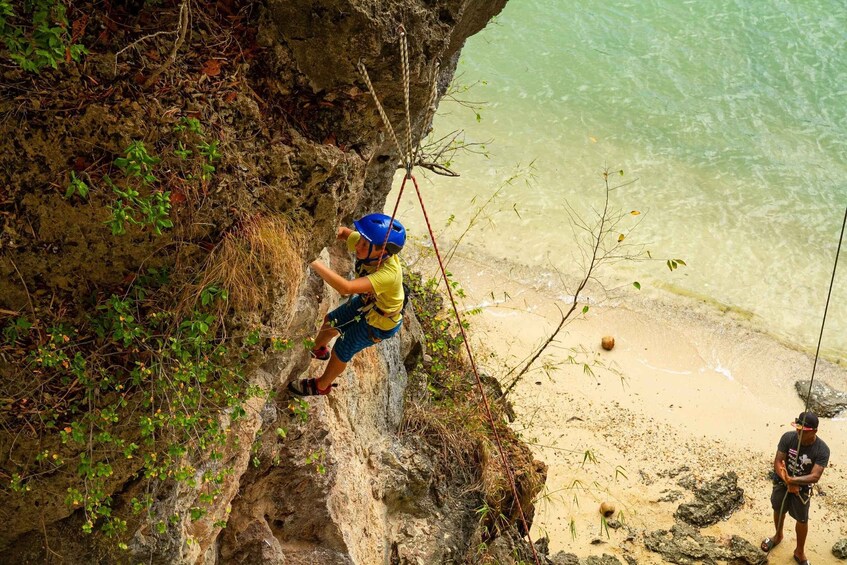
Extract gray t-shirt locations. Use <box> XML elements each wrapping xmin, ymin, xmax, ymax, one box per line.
<box><xmin>777</xmin><ymin>430</ymin><xmax>830</xmax><ymax>488</ymax></box>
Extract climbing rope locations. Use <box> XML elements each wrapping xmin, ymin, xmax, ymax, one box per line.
<box><xmin>357</xmin><ymin>27</ymin><xmax>541</xmax><ymax>565</ymax></box>
<box><xmin>414</xmin><ymin>60</ymin><xmax>440</xmax><ymax>167</ymax></box>
<box><xmin>399</xmin><ymin>27</ymin><xmax>414</xmax><ymax>170</ymax></box>
<box><xmin>356</xmin><ymin>61</ymin><xmax>408</xmax><ymax>171</ymax></box>
<box><xmin>408</xmin><ymin>173</ymin><xmax>540</xmax><ymax>564</ymax></box>
<box><xmin>801</xmin><ymin>204</ymin><xmax>847</xmax><ymax>413</ymax></box>
<box><xmin>777</xmin><ymin>205</ymin><xmax>846</xmax><ymax>514</ymax></box>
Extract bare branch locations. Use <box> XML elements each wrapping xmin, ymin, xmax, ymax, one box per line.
<box><xmin>499</xmin><ymin>168</ymin><xmax>649</xmax><ymax>398</ymax></box>
<box><xmin>114</xmin><ymin>29</ymin><xmax>179</xmax><ymax>75</ymax></box>
<box><xmin>143</xmin><ymin>1</ymin><xmax>190</xmax><ymax>90</ymax></box>
<box><xmin>416</xmin><ymin>162</ymin><xmax>460</xmax><ymax>177</ymax></box>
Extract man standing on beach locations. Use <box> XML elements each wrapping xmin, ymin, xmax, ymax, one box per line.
<box><xmin>760</xmin><ymin>411</ymin><xmax>830</xmax><ymax>565</ymax></box>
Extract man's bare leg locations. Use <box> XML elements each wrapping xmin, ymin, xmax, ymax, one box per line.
<box><xmin>794</xmin><ymin>520</ymin><xmax>808</xmax><ymax>562</ymax></box>
<box><xmin>762</xmin><ymin>511</ymin><xmax>785</xmax><ymax>551</ymax></box>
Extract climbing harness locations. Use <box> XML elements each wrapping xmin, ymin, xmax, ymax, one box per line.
<box><xmin>357</xmin><ymin>26</ymin><xmax>540</xmax><ymax>565</ymax></box>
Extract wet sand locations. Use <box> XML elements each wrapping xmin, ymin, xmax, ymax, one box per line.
<box><xmin>412</xmin><ymin>249</ymin><xmax>847</xmax><ymax>563</ymax></box>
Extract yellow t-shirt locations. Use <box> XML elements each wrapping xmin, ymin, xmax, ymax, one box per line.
<box><xmin>347</xmin><ymin>232</ymin><xmax>404</xmax><ymax>330</ymax></box>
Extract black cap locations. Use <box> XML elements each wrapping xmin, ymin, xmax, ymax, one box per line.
<box><xmin>794</xmin><ymin>411</ymin><xmax>819</xmax><ymax>431</ymax></box>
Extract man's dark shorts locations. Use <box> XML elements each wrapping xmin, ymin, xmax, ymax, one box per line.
<box><xmin>771</xmin><ymin>483</ymin><xmax>810</xmax><ymax>523</ymax></box>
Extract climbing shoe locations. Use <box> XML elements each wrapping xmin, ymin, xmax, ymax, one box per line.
<box><xmin>310</xmin><ymin>346</ymin><xmax>330</xmax><ymax>361</ymax></box>
<box><xmin>287</xmin><ymin>377</ymin><xmax>335</xmax><ymax>397</ymax></box>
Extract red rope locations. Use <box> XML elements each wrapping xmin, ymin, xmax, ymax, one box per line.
<box><xmin>406</xmin><ymin>173</ymin><xmax>540</xmax><ymax>564</ymax></box>
<box><xmin>373</xmin><ymin>172</ymin><xmax>409</xmax><ymax>273</ymax></box>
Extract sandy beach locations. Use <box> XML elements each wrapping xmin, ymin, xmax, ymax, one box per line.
<box><xmin>411</xmin><ymin>249</ymin><xmax>847</xmax><ymax>563</ymax></box>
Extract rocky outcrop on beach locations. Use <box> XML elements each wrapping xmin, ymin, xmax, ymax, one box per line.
<box><xmin>673</xmin><ymin>471</ymin><xmax>744</xmax><ymax>527</ymax></box>
<box><xmin>532</xmin><ymin>536</ymin><xmax>626</xmax><ymax>565</ymax></box>
<box><xmin>644</xmin><ymin>523</ymin><xmax>766</xmax><ymax>565</ymax></box>
<box><xmin>834</xmin><ymin>538</ymin><xmax>847</xmax><ymax>560</ymax></box>
<box><xmin>795</xmin><ymin>379</ymin><xmax>847</xmax><ymax>417</ymax></box>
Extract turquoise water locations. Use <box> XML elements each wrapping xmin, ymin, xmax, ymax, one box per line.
<box><xmin>391</xmin><ymin>0</ymin><xmax>847</xmax><ymax>357</ymax></box>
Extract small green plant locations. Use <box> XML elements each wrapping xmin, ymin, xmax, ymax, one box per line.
<box><xmin>0</xmin><ymin>0</ymin><xmax>88</xmax><ymax>72</ymax></box>
<box><xmin>475</xmin><ymin>501</ymin><xmax>492</xmax><ymax>523</ymax></box>
<box><xmin>581</xmin><ymin>449</ymin><xmax>598</xmax><ymax>467</ymax></box>
<box><xmin>114</xmin><ymin>140</ymin><xmax>160</xmax><ymax>183</ymax></box>
<box><xmin>106</xmin><ymin>141</ymin><xmax>173</xmax><ymax>235</ymax></box>
<box><xmin>3</xmin><ymin>316</ymin><xmax>31</xmax><ymax>343</ymax></box>
<box><xmin>65</xmin><ymin>171</ymin><xmax>89</xmax><ymax>199</ymax></box>
<box><xmin>174</xmin><ymin>141</ymin><xmax>192</xmax><ymax>159</ymax></box>
<box><xmin>198</xmin><ymin>141</ymin><xmax>221</xmax><ymax>180</ymax></box>
<box><xmin>667</xmin><ymin>258</ymin><xmax>686</xmax><ymax>271</ymax></box>
<box><xmin>170</xmin><ymin>116</ymin><xmax>225</xmax><ymax>183</ymax></box>
<box><xmin>305</xmin><ymin>448</ymin><xmax>326</xmax><ymax>474</ymax></box>
<box><xmin>289</xmin><ymin>398</ymin><xmax>309</xmax><ymax>424</ymax></box>
<box><xmin>173</xmin><ymin>116</ymin><xmax>204</xmax><ymax>135</ymax></box>
<box><xmin>271</xmin><ymin>337</ymin><xmax>293</xmax><ymax>352</ymax></box>
<box><xmin>200</xmin><ymin>284</ymin><xmax>228</xmax><ymax>306</ymax></box>
<box><xmin>599</xmin><ymin>514</ymin><xmax>611</xmax><ymax>538</ymax></box>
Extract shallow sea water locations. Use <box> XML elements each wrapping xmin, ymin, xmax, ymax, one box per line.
<box><xmin>389</xmin><ymin>0</ymin><xmax>847</xmax><ymax>358</ymax></box>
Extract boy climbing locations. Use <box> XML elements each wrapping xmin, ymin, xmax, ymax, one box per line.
<box><xmin>288</xmin><ymin>213</ymin><xmax>406</xmax><ymax>396</ymax></box>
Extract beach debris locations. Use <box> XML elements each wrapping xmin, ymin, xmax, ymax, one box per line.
<box><xmin>644</xmin><ymin>523</ymin><xmax>766</xmax><ymax>564</ymax></box>
<box><xmin>674</xmin><ymin>471</ymin><xmax>744</xmax><ymax>527</ymax></box>
<box><xmin>794</xmin><ymin>379</ymin><xmax>847</xmax><ymax>418</ymax></box>
<box><xmin>605</xmin><ymin>518</ymin><xmax>623</xmax><ymax>530</ymax></box>
<box><xmin>833</xmin><ymin>538</ymin><xmax>847</xmax><ymax>559</ymax></box>
<box><xmin>599</xmin><ymin>501</ymin><xmax>616</xmax><ymax>517</ymax></box>
<box><xmin>656</xmin><ymin>489</ymin><xmax>684</xmax><ymax>503</ymax></box>
<box><xmin>658</xmin><ymin>465</ymin><xmax>691</xmax><ymax>479</ymax></box>
<box><xmin>584</xmin><ymin>555</ymin><xmax>623</xmax><ymax>565</ymax></box>
<box><xmin>601</xmin><ymin>336</ymin><xmax>615</xmax><ymax>350</ymax></box>
<box><xmin>531</xmin><ymin>537</ymin><xmax>581</xmax><ymax>564</ymax></box>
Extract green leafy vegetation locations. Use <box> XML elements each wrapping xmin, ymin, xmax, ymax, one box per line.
<box><xmin>105</xmin><ymin>141</ymin><xmax>172</xmax><ymax>235</ymax></box>
<box><xmin>1</xmin><ymin>120</ymin><xmax>305</xmax><ymax>540</ymax></box>
<box><xmin>0</xmin><ymin>0</ymin><xmax>88</xmax><ymax>72</ymax></box>
<box><xmin>65</xmin><ymin>171</ymin><xmax>89</xmax><ymax>199</ymax></box>
<box><xmin>1</xmin><ymin>270</ymin><xmax>273</xmax><ymax>538</ymax></box>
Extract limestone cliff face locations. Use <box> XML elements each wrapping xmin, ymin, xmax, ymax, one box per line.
<box><xmin>0</xmin><ymin>0</ymin><xmax>516</xmax><ymax>563</ymax></box>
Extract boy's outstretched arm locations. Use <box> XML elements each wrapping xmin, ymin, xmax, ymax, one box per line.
<box><xmin>311</xmin><ymin>260</ymin><xmax>374</xmax><ymax>296</ymax></box>
<box><xmin>337</xmin><ymin>226</ymin><xmax>353</xmax><ymax>240</ymax></box>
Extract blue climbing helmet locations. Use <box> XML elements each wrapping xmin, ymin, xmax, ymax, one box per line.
<box><xmin>354</xmin><ymin>213</ymin><xmax>406</xmax><ymax>256</ymax></box>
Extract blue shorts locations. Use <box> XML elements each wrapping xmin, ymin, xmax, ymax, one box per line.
<box><xmin>327</xmin><ymin>295</ymin><xmax>401</xmax><ymax>363</ymax></box>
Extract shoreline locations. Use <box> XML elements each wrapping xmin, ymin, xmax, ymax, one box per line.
<box><xmin>409</xmin><ymin>245</ymin><xmax>847</xmax><ymax>563</ymax></box>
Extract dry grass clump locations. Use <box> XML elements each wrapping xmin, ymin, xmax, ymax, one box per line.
<box><xmin>401</xmin><ymin>399</ymin><xmax>486</xmax><ymax>485</ymax></box>
<box><xmin>196</xmin><ymin>215</ymin><xmax>303</xmax><ymax>312</ymax></box>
